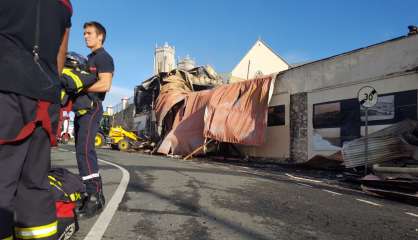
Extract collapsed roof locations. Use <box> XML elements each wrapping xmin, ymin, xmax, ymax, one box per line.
<box><xmin>134</xmin><ymin>66</ymin><xmax>275</xmax><ymax>156</ymax></box>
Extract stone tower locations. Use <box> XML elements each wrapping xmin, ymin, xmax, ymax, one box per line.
<box><xmin>154</xmin><ymin>42</ymin><xmax>176</xmax><ymax>74</ymax></box>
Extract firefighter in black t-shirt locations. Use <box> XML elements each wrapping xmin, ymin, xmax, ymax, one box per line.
<box><xmin>74</xmin><ymin>21</ymin><xmax>114</xmax><ymax>219</ymax></box>
<box><xmin>0</xmin><ymin>0</ymin><xmax>72</xmax><ymax>239</ymax></box>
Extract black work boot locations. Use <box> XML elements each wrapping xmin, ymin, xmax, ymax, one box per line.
<box><xmin>77</xmin><ymin>191</ymin><xmax>105</xmax><ymax>219</ymax></box>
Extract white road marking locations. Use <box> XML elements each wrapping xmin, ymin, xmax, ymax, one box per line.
<box><xmin>356</xmin><ymin>199</ymin><xmax>382</xmax><ymax>207</ymax></box>
<box><xmin>322</xmin><ymin>189</ymin><xmax>343</xmax><ymax>196</ymax></box>
<box><xmin>84</xmin><ymin>158</ymin><xmax>130</xmax><ymax>240</ymax></box>
<box><xmin>406</xmin><ymin>212</ymin><xmax>418</xmax><ymax>218</ymax></box>
<box><xmin>285</xmin><ymin>173</ymin><xmax>323</xmax><ymax>183</ymax></box>
<box><xmin>62</xmin><ymin>149</ymin><xmax>130</xmax><ymax>240</ymax></box>
<box><xmin>55</xmin><ymin>148</ymin><xmax>68</xmax><ymax>152</ymax></box>
<box><xmin>296</xmin><ymin>183</ymin><xmax>313</xmax><ymax>188</ymax></box>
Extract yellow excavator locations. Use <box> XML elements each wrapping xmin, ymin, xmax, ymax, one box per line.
<box><xmin>95</xmin><ymin>112</ymin><xmax>111</xmax><ymax>148</ymax></box>
<box><xmin>95</xmin><ymin>113</ymin><xmax>144</xmax><ymax>151</ymax></box>
<box><xmin>108</xmin><ymin>126</ymin><xmax>143</xmax><ymax>151</ymax></box>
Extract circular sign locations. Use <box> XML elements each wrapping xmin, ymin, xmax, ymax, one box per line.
<box><xmin>358</xmin><ymin>86</ymin><xmax>378</xmax><ymax>108</ymax></box>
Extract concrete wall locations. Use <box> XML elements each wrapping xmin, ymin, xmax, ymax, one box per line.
<box><xmin>276</xmin><ymin>35</ymin><xmax>418</xmax><ymax>95</ymax></box>
<box><xmin>231</xmin><ymin>40</ymin><xmax>289</xmax><ymax>82</ymax></box>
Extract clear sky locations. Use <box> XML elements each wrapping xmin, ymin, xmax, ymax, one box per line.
<box><xmin>68</xmin><ymin>0</ymin><xmax>418</xmax><ymax>107</ymax></box>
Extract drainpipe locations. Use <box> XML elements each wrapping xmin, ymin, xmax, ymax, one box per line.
<box><xmin>373</xmin><ymin>164</ymin><xmax>418</xmax><ymax>174</ymax></box>
<box><xmin>246</xmin><ymin>60</ymin><xmax>251</xmax><ymax>80</ymax></box>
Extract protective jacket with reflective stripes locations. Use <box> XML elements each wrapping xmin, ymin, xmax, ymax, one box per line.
<box><xmin>60</xmin><ymin>67</ymin><xmax>98</xmax><ymax>116</ymax></box>
<box><xmin>61</xmin><ymin>67</ymin><xmax>96</xmax><ymax>95</ymax></box>
<box><xmin>60</xmin><ymin>67</ymin><xmax>96</xmax><ymax>105</ymax></box>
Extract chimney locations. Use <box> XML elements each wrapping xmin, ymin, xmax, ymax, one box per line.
<box><xmin>106</xmin><ymin>106</ymin><xmax>113</xmax><ymax>116</ymax></box>
<box><xmin>408</xmin><ymin>25</ymin><xmax>418</xmax><ymax>36</ymax></box>
<box><xmin>122</xmin><ymin>97</ymin><xmax>129</xmax><ymax>110</ymax></box>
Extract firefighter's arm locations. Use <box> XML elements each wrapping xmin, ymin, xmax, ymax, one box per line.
<box><xmin>86</xmin><ymin>72</ymin><xmax>113</xmax><ymax>92</ymax></box>
<box><xmin>57</xmin><ymin>28</ymin><xmax>70</xmax><ymax>74</ymax></box>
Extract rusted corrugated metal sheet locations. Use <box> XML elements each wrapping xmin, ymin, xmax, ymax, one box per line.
<box><xmin>155</xmin><ymin>92</ymin><xmax>187</xmax><ymax>130</ymax></box>
<box><xmin>158</xmin><ymin>90</ymin><xmax>213</xmax><ymax>155</ymax></box>
<box><xmin>203</xmin><ymin>76</ymin><xmax>273</xmax><ymax>146</ymax></box>
<box><xmin>155</xmin><ymin>76</ymin><xmax>273</xmax><ymax>155</ymax></box>
<box><xmin>154</xmin><ymin>70</ymin><xmax>194</xmax><ymax>131</ymax></box>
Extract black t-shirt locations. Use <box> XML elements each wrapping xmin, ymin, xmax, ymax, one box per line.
<box><xmin>87</xmin><ymin>47</ymin><xmax>114</xmax><ymax>102</ymax></box>
<box><xmin>0</xmin><ymin>0</ymin><xmax>72</xmax><ymax>103</ymax></box>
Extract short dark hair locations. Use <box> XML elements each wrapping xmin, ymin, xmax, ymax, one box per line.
<box><xmin>84</xmin><ymin>21</ymin><xmax>107</xmax><ymax>44</ymax></box>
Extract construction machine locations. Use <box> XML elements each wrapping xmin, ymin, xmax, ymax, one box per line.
<box><xmin>95</xmin><ymin>112</ymin><xmax>111</xmax><ymax>148</ymax></box>
<box><xmin>95</xmin><ymin>111</ymin><xmax>146</xmax><ymax>151</ymax></box>
<box><xmin>108</xmin><ymin>126</ymin><xmax>144</xmax><ymax>151</ymax></box>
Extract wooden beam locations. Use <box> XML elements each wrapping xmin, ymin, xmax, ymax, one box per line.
<box><xmin>183</xmin><ymin>139</ymin><xmax>214</xmax><ymax>160</ymax></box>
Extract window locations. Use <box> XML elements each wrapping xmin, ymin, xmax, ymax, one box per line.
<box><xmin>396</xmin><ymin>90</ymin><xmax>417</xmax><ymax>121</ymax></box>
<box><xmin>268</xmin><ymin>105</ymin><xmax>285</xmax><ymax>126</ymax></box>
<box><xmin>361</xmin><ymin>95</ymin><xmax>394</xmax><ymax>122</ymax></box>
<box><xmin>313</xmin><ymin>102</ymin><xmax>341</xmax><ymax>128</ymax></box>
<box><xmin>312</xmin><ymin>90</ymin><xmax>417</xmax><ymax>147</ymax></box>
<box><xmin>361</xmin><ymin>90</ymin><xmax>417</xmax><ymax>125</ymax></box>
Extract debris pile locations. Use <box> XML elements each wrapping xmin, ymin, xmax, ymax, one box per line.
<box><xmin>342</xmin><ymin>120</ymin><xmax>418</xmax><ymax>168</ymax></box>
<box><xmin>342</xmin><ymin>120</ymin><xmax>418</xmax><ymax>202</ymax></box>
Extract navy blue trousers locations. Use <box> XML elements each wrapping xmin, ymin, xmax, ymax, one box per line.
<box><xmin>0</xmin><ymin>92</ymin><xmax>58</xmax><ymax>240</ymax></box>
<box><xmin>74</xmin><ymin>104</ymin><xmax>103</xmax><ymax>194</ymax></box>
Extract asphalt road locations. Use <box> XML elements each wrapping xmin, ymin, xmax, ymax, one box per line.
<box><xmin>53</xmin><ymin>145</ymin><xmax>418</xmax><ymax>240</ymax></box>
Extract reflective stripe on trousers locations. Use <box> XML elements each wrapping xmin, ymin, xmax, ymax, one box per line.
<box><xmin>82</xmin><ymin>173</ymin><xmax>100</xmax><ymax>181</ymax></box>
<box><xmin>15</xmin><ymin>221</ymin><xmax>57</xmax><ymax>239</ymax></box>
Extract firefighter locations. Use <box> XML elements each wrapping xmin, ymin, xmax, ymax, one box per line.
<box><xmin>0</xmin><ymin>0</ymin><xmax>72</xmax><ymax>239</ymax></box>
<box><xmin>74</xmin><ymin>21</ymin><xmax>114</xmax><ymax>219</ymax></box>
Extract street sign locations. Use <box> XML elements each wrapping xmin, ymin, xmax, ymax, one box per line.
<box><xmin>358</xmin><ymin>86</ymin><xmax>378</xmax><ymax>108</ymax></box>
<box><xmin>357</xmin><ymin>86</ymin><xmax>378</xmax><ymax>176</ymax></box>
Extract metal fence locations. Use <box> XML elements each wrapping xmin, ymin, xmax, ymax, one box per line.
<box><xmin>111</xmin><ymin>96</ymin><xmax>134</xmax><ymax>115</ymax></box>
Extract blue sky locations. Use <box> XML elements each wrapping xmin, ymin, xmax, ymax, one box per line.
<box><xmin>68</xmin><ymin>0</ymin><xmax>418</xmax><ymax>107</ymax></box>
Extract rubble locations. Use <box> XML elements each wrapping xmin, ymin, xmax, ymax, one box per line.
<box><xmin>134</xmin><ymin>65</ymin><xmax>274</xmax><ymax>157</ymax></box>
<box><xmin>338</xmin><ymin>120</ymin><xmax>418</xmax><ymax>202</ymax></box>
<box><xmin>300</xmin><ymin>152</ymin><xmax>344</xmax><ymax>171</ymax></box>
<box><xmin>360</xmin><ymin>174</ymin><xmax>418</xmax><ymax>204</ymax></box>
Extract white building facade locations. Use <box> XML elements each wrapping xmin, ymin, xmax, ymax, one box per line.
<box><xmin>238</xmin><ymin>34</ymin><xmax>418</xmax><ymax>163</ymax></box>
<box><xmin>230</xmin><ymin>39</ymin><xmax>290</xmax><ymax>83</ymax></box>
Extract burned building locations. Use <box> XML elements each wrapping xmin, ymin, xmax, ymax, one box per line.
<box><xmin>133</xmin><ymin>29</ymin><xmax>418</xmax><ymax>169</ymax></box>
<box><xmin>134</xmin><ymin>65</ymin><xmax>223</xmax><ymax>142</ymax></box>
<box><xmin>238</xmin><ymin>32</ymin><xmax>418</xmax><ymax>164</ymax></box>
